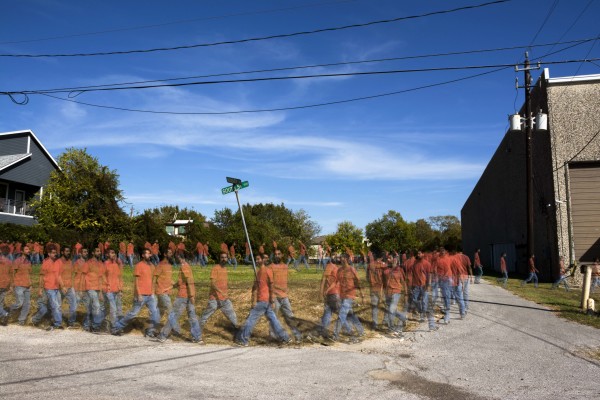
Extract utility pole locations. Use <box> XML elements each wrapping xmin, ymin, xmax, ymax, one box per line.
<box><xmin>515</xmin><ymin>52</ymin><xmax>540</xmax><ymax>261</ymax></box>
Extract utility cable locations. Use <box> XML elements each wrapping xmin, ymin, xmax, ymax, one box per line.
<box><xmin>0</xmin><ymin>0</ymin><xmax>511</xmax><ymax>58</ymax></box>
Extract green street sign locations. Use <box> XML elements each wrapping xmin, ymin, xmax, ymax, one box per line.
<box><xmin>221</xmin><ymin>180</ymin><xmax>249</xmax><ymax>195</ymax></box>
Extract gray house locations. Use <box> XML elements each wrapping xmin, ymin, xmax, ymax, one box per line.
<box><xmin>462</xmin><ymin>69</ymin><xmax>600</xmax><ymax>280</ymax></box>
<box><xmin>0</xmin><ymin>130</ymin><xmax>60</xmax><ymax>226</ymax></box>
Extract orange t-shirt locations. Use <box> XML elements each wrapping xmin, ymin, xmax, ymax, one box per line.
<box><xmin>255</xmin><ymin>265</ymin><xmax>273</xmax><ymax>303</ymax></box>
<box><xmin>58</xmin><ymin>258</ymin><xmax>74</xmax><ymax>288</ymax></box>
<box><xmin>177</xmin><ymin>262</ymin><xmax>195</xmax><ymax>299</ymax></box>
<box><xmin>127</xmin><ymin>243</ymin><xmax>134</xmax><ymax>256</ymax></box>
<box><xmin>500</xmin><ymin>257</ymin><xmax>507</xmax><ymax>273</ymax></box>
<box><xmin>119</xmin><ymin>242</ymin><xmax>126</xmax><ymax>254</ymax></box>
<box><xmin>220</xmin><ymin>243</ymin><xmax>229</xmax><ymax>254</ymax></box>
<box><xmin>41</xmin><ymin>258</ymin><xmax>61</xmax><ymax>290</ymax></box>
<box><xmin>288</xmin><ymin>245</ymin><xmax>296</xmax><ymax>258</ymax></box>
<box><xmin>104</xmin><ymin>260</ymin><xmax>123</xmax><ymax>293</ymax></box>
<box><xmin>367</xmin><ymin>262</ymin><xmax>385</xmax><ymax>293</ymax></box>
<box><xmin>73</xmin><ymin>258</ymin><xmax>86</xmax><ymax>291</ymax></box>
<box><xmin>411</xmin><ymin>259</ymin><xmax>431</xmax><ymax>287</ymax></box>
<box><xmin>0</xmin><ymin>258</ymin><xmax>12</xmax><ymax>288</ymax></box>
<box><xmin>12</xmin><ymin>257</ymin><xmax>32</xmax><ymax>287</ymax></box>
<box><xmin>209</xmin><ymin>265</ymin><xmax>229</xmax><ymax>301</ymax></box>
<box><xmin>384</xmin><ymin>266</ymin><xmax>405</xmax><ymax>295</ymax></box>
<box><xmin>229</xmin><ymin>245</ymin><xmax>235</xmax><ymax>256</ymax></box>
<box><xmin>338</xmin><ymin>265</ymin><xmax>359</xmax><ymax>300</ymax></box>
<box><xmin>323</xmin><ymin>262</ymin><xmax>339</xmax><ymax>295</ymax></box>
<box><xmin>74</xmin><ymin>242</ymin><xmax>82</xmax><ymax>255</ymax></box>
<box><xmin>134</xmin><ymin>261</ymin><xmax>154</xmax><ymax>296</ymax></box>
<box><xmin>196</xmin><ymin>242</ymin><xmax>203</xmax><ymax>254</ymax></box>
<box><xmin>270</xmin><ymin>263</ymin><xmax>289</xmax><ymax>298</ymax></box>
<box><xmin>151</xmin><ymin>243</ymin><xmax>159</xmax><ymax>256</ymax></box>
<box><xmin>435</xmin><ymin>255</ymin><xmax>453</xmax><ymax>278</ymax></box>
<box><xmin>83</xmin><ymin>259</ymin><xmax>105</xmax><ymax>291</ymax></box>
<box><xmin>153</xmin><ymin>261</ymin><xmax>173</xmax><ymax>295</ymax></box>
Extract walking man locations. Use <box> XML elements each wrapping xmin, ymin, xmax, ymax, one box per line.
<box><xmin>473</xmin><ymin>249</ymin><xmax>483</xmax><ymax>283</ymax></box>
<box><xmin>32</xmin><ymin>246</ymin><xmax>64</xmax><ymax>330</ymax></box>
<box><xmin>58</xmin><ymin>246</ymin><xmax>78</xmax><ymax>327</ymax></box>
<box><xmin>334</xmin><ymin>253</ymin><xmax>365</xmax><ymax>342</ymax></box>
<box><xmin>82</xmin><ymin>247</ymin><xmax>105</xmax><ymax>333</ymax></box>
<box><xmin>154</xmin><ymin>248</ymin><xmax>174</xmax><ymax>320</ymax></box>
<box><xmin>112</xmin><ymin>249</ymin><xmax>160</xmax><ymax>337</ymax></box>
<box><xmin>236</xmin><ymin>254</ymin><xmax>290</xmax><ymax>346</ymax></box>
<box><xmin>104</xmin><ymin>249</ymin><xmax>124</xmax><ymax>329</ymax></box>
<box><xmin>269</xmin><ymin>248</ymin><xmax>302</xmax><ymax>342</ymax></box>
<box><xmin>383</xmin><ymin>257</ymin><xmax>408</xmax><ymax>337</ymax></box>
<box><xmin>319</xmin><ymin>256</ymin><xmax>340</xmax><ymax>339</ymax></box>
<box><xmin>197</xmin><ymin>251</ymin><xmax>238</xmax><ymax>342</ymax></box>
<box><xmin>9</xmin><ymin>244</ymin><xmax>33</xmax><ymax>325</ymax></box>
<box><xmin>296</xmin><ymin>241</ymin><xmax>310</xmax><ymax>270</ymax></box>
<box><xmin>552</xmin><ymin>256</ymin><xmax>570</xmax><ymax>291</ymax></box>
<box><xmin>521</xmin><ymin>255</ymin><xmax>539</xmax><ymax>288</ymax></box>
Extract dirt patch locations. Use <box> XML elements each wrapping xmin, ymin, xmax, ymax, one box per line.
<box><xmin>369</xmin><ymin>369</ymin><xmax>492</xmax><ymax>400</ymax></box>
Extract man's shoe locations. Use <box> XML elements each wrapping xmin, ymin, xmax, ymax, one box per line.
<box><xmin>429</xmin><ymin>325</ymin><xmax>439</xmax><ymax>332</ymax></box>
<box><xmin>46</xmin><ymin>325</ymin><xmax>55</xmax><ymax>331</ymax></box>
<box><xmin>192</xmin><ymin>338</ymin><xmax>205</xmax><ymax>345</ymax></box>
<box><xmin>68</xmin><ymin>322</ymin><xmax>81</xmax><ymax>329</ymax></box>
<box><xmin>111</xmin><ymin>328</ymin><xmax>123</xmax><ymax>336</ymax></box>
<box><xmin>157</xmin><ymin>335</ymin><xmax>167</xmax><ymax>343</ymax></box>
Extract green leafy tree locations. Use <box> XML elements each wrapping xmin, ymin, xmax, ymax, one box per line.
<box><xmin>32</xmin><ymin>148</ymin><xmax>129</xmax><ymax>240</ymax></box>
<box><xmin>428</xmin><ymin>215</ymin><xmax>462</xmax><ymax>251</ymax></box>
<box><xmin>365</xmin><ymin>210</ymin><xmax>417</xmax><ymax>254</ymax></box>
<box><xmin>326</xmin><ymin>221</ymin><xmax>364</xmax><ymax>254</ymax></box>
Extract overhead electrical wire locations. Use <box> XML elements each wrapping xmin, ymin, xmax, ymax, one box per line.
<box><xmin>0</xmin><ymin>0</ymin><xmax>511</xmax><ymax>58</ymax></box>
<box><xmin>6</xmin><ymin>37</ymin><xmax>596</xmax><ymax>95</ymax></box>
<box><xmin>0</xmin><ymin>0</ymin><xmax>360</xmax><ymax>45</ymax></box>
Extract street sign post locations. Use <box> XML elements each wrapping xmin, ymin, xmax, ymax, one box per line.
<box><xmin>221</xmin><ymin>177</ymin><xmax>256</xmax><ymax>277</ymax></box>
<box><xmin>221</xmin><ymin>180</ymin><xmax>249</xmax><ymax>195</ymax></box>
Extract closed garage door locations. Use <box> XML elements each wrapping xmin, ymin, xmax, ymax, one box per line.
<box><xmin>569</xmin><ymin>162</ymin><xmax>600</xmax><ymax>262</ymax></box>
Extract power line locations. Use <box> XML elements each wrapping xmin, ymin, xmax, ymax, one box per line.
<box><xmin>32</xmin><ymin>67</ymin><xmax>512</xmax><ymax>115</ymax></box>
<box><xmin>553</xmin><ymin>127</ymin><xmax>600</xmax><ymax>172</ymax></box>
<box><xmin>7</xmin><ymin>57</ymin><xmax>600</xmax><ymax>96</ymax></box>
<box><xmin>9</xmin><ymin>37</ymin><xmax>596</xmax><ymax>95</ymax></box>
<box><xmin>0</xmin><ymin>0</ymin><xmax>360</xmax><ymax>45</ymax></box>
<box><xmin>527</xmin><ymin>0</ymin><xmax>560</xmax><ymax>48</ymax></box>
<box><xmin>0</xmin><ymin>0</ymin><xmax>511</xmax><ymax>58</ymax></box>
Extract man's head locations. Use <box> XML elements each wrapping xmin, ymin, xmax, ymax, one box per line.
<box><xmin>23</xmin><ymin>245</ymin><xmax>31</xmax><ymax>256</ymax></box>
<box><xmin>62</xmin><ymin>246</ymin><xmax>72</xmax><ymax>260</ymax></box>
<box><xmin>93</xmin><ymin>247</ymin><xmax>102</xmax><ymax>260</ymax></box>
<box><xmin>219</xmin><ymin>251</ymin><xmax>228</xmax><ymax>266</ymax></box>
<box><xmin>81</xmin><ymin>248</ymin><xmax>89</xmax><ymax>260</ymax></box>
<box><xmin>255</xmin><ymin>254</ymin><xmax>264</xmax><ymax>266</ymax></box>
<box><xmin>273</xmin><ymin>249</ymin><xmax>282</xmax><ymax>263</ymax></box>
<box><xmin>48</xmin><ymin>248</ymin><xmax>58</xmax><ymax>260</ymax></box>
<box><xmin>108</xmin><ymin>249</ymin><xmax>117</xmax><ymax>261</ymax></box>
<box><xmin>142</xmin><ymin>249</ymin><xmax>152</xmax><ymax>261</ymax></box>
<box><xmin>417</xmin><ymin>250</ymin><xmax>424</xmax><ymax>259</ymax></box>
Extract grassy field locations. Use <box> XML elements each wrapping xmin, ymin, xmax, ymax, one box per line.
<box><xmin>483</xmin><ymin>274</ymin><xmax>600</xmax><ymax>329</ymax></box>
<box><xmin>5</xmin><ymin>263</ymin><xmax>409</xmax><ymax>345</ymax></box>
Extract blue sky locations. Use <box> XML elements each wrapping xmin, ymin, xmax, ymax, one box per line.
<box><xmin>2</xmin><ymin>0</ymin><xmax>599</xmax><ymax>234</ymax></box>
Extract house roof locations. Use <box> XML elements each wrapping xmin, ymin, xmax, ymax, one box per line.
<box><xmin>0</xmin><ymin>153</ymin><xmax>32</xmax><ymax>172</ymax></box>
<box><xmin>0</xmin><ymin>129</ymin><xmax>60</xmax><ymax>170</ymax></box>
<box><xmin>166</xmin><ymin>219</ymin><xmax>194</xmax><ymax>226</ymax></box>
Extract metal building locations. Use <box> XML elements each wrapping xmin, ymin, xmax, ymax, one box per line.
<box><xmin>461</xmin><ymin>69</ymin><xmax>600</xmax><ymax>281</ymax></box>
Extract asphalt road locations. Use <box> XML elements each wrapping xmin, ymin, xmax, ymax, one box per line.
<box><xmin>1</xmin><ymin>282</ymin><xmax>599</xmax><ymax>400</ymax></box>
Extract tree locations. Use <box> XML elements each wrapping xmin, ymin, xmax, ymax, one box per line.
<box><xmin>414</xmin><ymin>218</ymin><xmax>435</xmax><ymax>250</ymax></box>
<box><xmin>326</xmin><ymin>221</ymin><xmax>364</xmax><ymax>254</ymax></box>
<box><xmin>428</xmin><ymin>215</ymin><xmax>462</xmax><ymax>251</ymax></box>
<box><xmin>365</xmin><ymin>210</ymin><xmax>416</xmax><ymax>254</ymax></box>
<box><xmin>32</xmin><ymin>148</ymin><xmax>130</xmax><ymax>240</ymax></box>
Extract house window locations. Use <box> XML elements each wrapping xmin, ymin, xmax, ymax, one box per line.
<box><xmin>15</xmin><ymin>190</ymin><xmax>25</xmax><ymax>214</ymax></box>
<box><xmin>165</xmin><ymin>225</ymin><xmax>175</xmax><ymax>235</ymax></box>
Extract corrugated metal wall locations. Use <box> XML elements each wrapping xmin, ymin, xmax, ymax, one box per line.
<box><xmin>569</xmin><ymin>162</ymin><xmax>600</xmax><ymax>262</ymax></box>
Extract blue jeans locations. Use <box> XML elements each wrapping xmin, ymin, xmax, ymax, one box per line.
<box><xmin>334</xmin><ymin>298</ymin><xmax>364</xmax><ymax>338</ymax></box>
<box><xmin>438</xmin><ymin>277</ymin><xmax>452</xmax><ymax>323</ymax></box>
<box><xmin>127</xmin><ymin>255</ymin><xmax>134</xmax><ymax>268</ymax></box>
<box><xmin>161</xmin><ymin>297</ymin><xmax>200</xmax><ymax>340</ymax></box>
<box><xmin>320</xmin><ymin>294</ymin><xmax>340</xmax><ymax>338</ymax></box>
<box><xmin>553</xmin><ymin>275</ymin><xmax>570</xmax><ymax>290</ymax></box>
<box><xmin>10</xmin><ymin>286</ymin><xmax>31</xmax><ymax>323</ymax></box>
<box><xmin>287</xmin><ymin>257</ymin><xmax>296</xmax><ymax>269</ymax></box>
<box><xmin>237</xmin><ymin>301</ymin><xmax>290</xmax><ymax>345</ymax></box>
<box><xmin>497</xmin><ymin>271</ymin><xmax>508</xmax><ymax>287</ymax></box>
<box><xmin>201</xmin><ymin>255</ymin><xmax>208</xmax><ymax>267</ymax></box>
<box><xmin>228</xmin><ymin>257</ymin><xmax>238</xmax><ymax>269</ymax></box>
<box><xmin>523</xmin><ymin>272</ymin><xmax>538</xmax><ymax>287</ymax></box>
<box><xmin>295</xmin><ymin>255</ymin><xmax>309</xmax><ymax>270</ymax></box>
<box><xmin>370</xmin><ymin>293</ymin><xmax>382</xmax><ymax>327</ymax></box>
<box><xmin>104</xmin><ymin>292</ymin><xmax>121</xmax><ymax>326</ymax></box>
<box><xmin>198</xmin><ymin>299</ymin><xmax>238</xmax><ymax>339</ymax></box>
<box><xmin>0</xmin><ymin>288</ymin><xmax>8</xmax><ymax>317</ymax></box>
<box><xmin>591</xmin><ymin>277</ymin><xmax>600</xmax><ymax>291</ymax></box>
<box><xmin>384</xmin><ymin>293</ymin><xmax>407</xmax><ymax>332</ymax></box>
<box><xmin>33</xmin><ymin>289</ymin><xmax>62</xmax><ymax>327</ymax></box>
<box><xmin>114</xmin><ymin>294</ymin><xmax>159</xmax><ymax>334</ymax></box>
<box><xmin>63</xmin><ymin>287</ymin><xmax>78</xmax><ymax>324</ymax></box>
<box><xmin>84</xmin><ymin>290</ymin><xmax>104</xmax><ymax>329</ymax></box>
<box><xmin>431</xmin><ymin>278</ymin><xmax>440</xmax><ymax>306</ymax></box>
<box><xmin>157</xmin><ymin>293</ymin><xmax>173</xmax><ymax>320</ymax></box>
<box><xmin>453</xmin><ymin>281</ymin><xmax>466</xmax><ymax>317</ymax></box>
<box><xmin>462</xmin><ymin>278</ymin><xmax>470</xmax><ymax>311</ymax></box>
<box><xmin>271</xmin><ymin>296</ymin><xmax>301</xmax><ymax>340</ymax></box>
<box><xmin>475</xmin><ymin>266</ymin><xmax>483</xmax><ymax>283</ymax></box>
<box><xmin>411</xmin><ymin>286</ymin><xmax>428</xmax><ymax>317</ymax></box>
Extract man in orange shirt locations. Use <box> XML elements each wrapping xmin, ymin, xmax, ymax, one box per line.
<box><xmin>74</xmin><ymin>242</ymin><xmax>83</xmax><ymax>261</ymax></box>
<box><xmin>521</xmin><ymin>255</ymin><xmax>539</xmax><ymax>288</ymax></box>
<box><xmin>236</xmin><ymin>254</ymin><xmax>290</xmax><ymax>346</ymax></box>
<box><xmin>287</xmin><ymin>244</ymin><xmax>297</xmax><ymax>269</ymax></box>
<box><xmin>473</xmin><ymin>249</ymin><xmax>483</xmax><ymax>283</ymax></box>
<box><xmin>269</xmin><ymin>248</ymin><xmax>302</xmax><ymax>342</ymax></box>
<box><xmin>126</xmin><ymin>241</ymin><xmax>135</xmax><ymax>268</ymax></box>
<box><xmin>82</xmin><ymin>247</ymin><xmax>106</xmax><ymax>333</ymax></box>
<box><xmin>197</xmin><ymin>251</ymin><xmax>238</xmax><ymax>342</ymax></box>
<box><xmin>104</xmin><ymin>249</ymin><xmax>123</xmax><ymax>329</ymax></box>
<box><xmin>434</xmin><ymin>248</ymin><xmax>453</xmax><ymax>324</ymax></box>
<box><xmin>195</xmin><ymin>241</ymin><xmax>204</xmax><ymax>266</ymax></box>
<box><xmin>73</xmin><ymin>248</ymin><xmax>88</xmax><ymax>321</ymax></box>
<box><xmin>9</xmin><ymin>244</ymin><xmax>33</xmax><ymax>325</ymax></box>
<box><xmin>450</xmin><ymin>253</ymin><xmax>467</xmax><ymax>319</ymax></box>
<box><xmin>297</xmin><ymin>241</ymin><xmax>309</xmax><ymax>270</ymax></box>
<box><xmin>158</xmin><ymin>253</ymin><xmax>201</xmax><ymax>343</ymax></box>
<box><xmin>151</xmin><ymin>240</ymin><xmax>160</xmax><ymax>265</ymax></box>
<box><xmin>118</xmin><ymin>241</ymin><xmax>126</xmax><ymax>265</ymax></box>
<box><xmin>0</xmin><ymin>244</ymin><xmax>11</xmax><ymax>324</ymax></box>
<box><xmin>203</xmin><ymin>242</ymin><xmax>210</xmax><ymax>266</ymax></box>
<box><xmin>57</xmin><ymin>246</ymin><xmax>79</xmax><ymax>327</ymax></box>
<box><xmin>154</xmin><ymin>248</ymin><xmax>175</xmax><ymax>320</ymax></box>
<box><xmin>334</xmin><ymin>253</ymin><xmax>364</xmax><ymax>342</ymax></box>
<box><xmin>32</xmin><ymin>246</ymin><xmax>64</xmax><ymax>330</ymax></box>
<box><xmin>410</xmin><ymin>250</ymin><xmax>432</xmax><ymax>324</ymax></box>
<box><xmin>112</xmin><ymin>249</ymin><xmax>160</xmax><ymax>337</ymax></box>
<box><xmin>497</xmin><ymin>252</ymin><xmax>508</xmax><ymax>288</ymax></box>
<box><xmin>383</xmin><ymin>256</ymin><xmax>408</xmax><ymax>337</ymax></box>
<box><xmin>366</xmin><ymin>253</ymin><xmax>386</xmax><ymax>330</ymax></box>
<box><xmin>319</xmin><ymin>256</ymin><xmax>340</xmax><ymax>340</ymax></box>
<box><xmin>228</xmin><ymin>243</ymin><xmax>237</xmax><ymax>270</ymax></box>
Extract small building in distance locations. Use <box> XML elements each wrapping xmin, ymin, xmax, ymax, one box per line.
<box><xmin>0</xmin><ymin>130</ymin><xmax>60</xmax><ymax>226</ymax></box>
<box><xmin>165</xmin><ymin>219</ymin><xmax>193</xmax><ymax>238</ymax></box>
<box><xmin>462</xmin><ymin>69</ymin><xmax>600</xmax><ymax>281</ymax></box>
